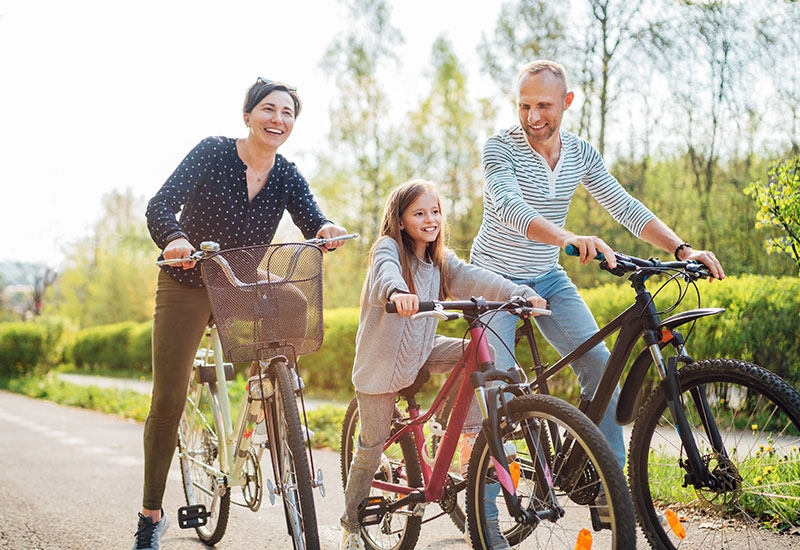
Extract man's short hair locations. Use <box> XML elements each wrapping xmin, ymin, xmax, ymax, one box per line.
<box><xmin>516</xmin><ymin>60</ymin><xmax>569</xmax><ymax>96</ymax></box>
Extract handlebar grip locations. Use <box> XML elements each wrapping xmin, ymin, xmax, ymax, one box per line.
<box><xmin>565</xmin><ymin>244</ymin><xmax>606</xmax><ymax>261</ymax></box>
<box><xmin>385</xmin><ymin>300</ymin><xmax>437</xmax><ymax>314</ymax></box>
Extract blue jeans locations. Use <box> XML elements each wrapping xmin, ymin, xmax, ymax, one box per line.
<box><xmin>483</xmin><ymin>266</ymin><xmax>626</xmax><ymax>466</ymax></box>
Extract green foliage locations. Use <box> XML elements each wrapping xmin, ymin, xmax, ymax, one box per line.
<box><xmin>45</xmin><ymin>189</ymin><xmax>159</xmax><ymax>328</ymax></box>
<box><xmin>298</xmin><ymin>274</ymin><xmax>800</xmax><ymax>399</ymax></box>
<box><xmin>305</xmin><ymin>405</ymin><xmax>347</xmax><ymax>451</ymax></box>
<box><xmin>0</xmin><ymin>320</ymin><xmax>65</xmax><ymax>376</ymax></box>
<box><xmin>746</xmin><ymin>156</ymin><xmax>800</xmax><ymax>271</ymax></box>
<box><xmin>70</xmin><ymin>320</ymin><xmax>151</xmax><ymax>374</ymax></box>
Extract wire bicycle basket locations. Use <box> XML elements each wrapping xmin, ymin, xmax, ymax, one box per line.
<box><xmin>201</xmin><ymin>243</ymin><xmax>324</xmax><ymax>362</ymax></box>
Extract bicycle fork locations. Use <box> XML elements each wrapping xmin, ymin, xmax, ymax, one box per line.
<box><xmin>645</xmin><ymin>330</ymin><xmax>726</xmax><ymax>489</ymax></box>
<box><xmin>472</xmin><ymin>371</ymin><xmax>563</xmax><ymax>526</ymax></box>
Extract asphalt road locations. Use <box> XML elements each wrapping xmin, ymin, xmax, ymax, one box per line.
<box><xmin>2</xmin><ymin>390</ymin><xmax>798</xmax><ymax>550</ymax></box>
<box><xmin>0</xmin><ymin>390</ymin><xmax>469</xmax><ymax>550</ymax></box>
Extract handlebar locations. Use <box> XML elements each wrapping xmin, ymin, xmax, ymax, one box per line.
<box><xmin>564</xmin><ymin>244</ymin><xmax>711</xmax><ymax>279</ymax></box>
<box><xmin>156</xmin><ymin>233</ymin><xmax>359</xmax><ymax>267</ymax></box>
<box><xmin>385</xmin><ymin>298</ymin><xmax>551</xmax><ymax>320</ymax></box>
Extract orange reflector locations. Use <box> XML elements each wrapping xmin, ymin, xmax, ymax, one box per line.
<box><xmin>508</xmin><ymin>461</ymin><xmax>521</xmax><ymax>489</ymax></box>
<box><xmin>666</xmin><ymin>509</ymin><xmax>686</xmax><ymax>539</ymax></box>
<box><xmin>574</xmin><ymin>528</ymin><xmax>592</xmax><ymax>550</ymax></box>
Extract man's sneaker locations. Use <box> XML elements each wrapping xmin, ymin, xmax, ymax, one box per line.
<box><xmin>590</xmin><ymin>491</ymin><xmax>612</xmax><ymax>530</ymax></box>
<box><xmin>133</xmin><ymin>510</ymin><xmax>170</xmax><ymax>550</ymax></box>
<box><xmin>339</xmin><ymin>528</ymin><xmax>365</xmax><ymax>550</ymax></box>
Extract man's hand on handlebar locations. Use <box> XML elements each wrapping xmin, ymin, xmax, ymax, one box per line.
<box><xmin>316</xmin><ymin>224</ymin><xmax>349</xmax><ymax>252</ymax></box>
<box><xmin>390</xmin><ymin>292</ymin><xmax>419</xmax><ymax>317</ymax></box>
<box><xmin>525</xmin><ymin>294</ymin><xmax>548</xmax><ymax>316</ymax></box>
<box><xmin>562</xmin><ymin>235</ymin><xmax>617</xmax><ymax>269</ymax></box>
<box><xmin>163</xmin><ymin>237</ymin><xmax>197</xmax><ymax>270</ymax></box>
<box><xmin>682</xmin><ymin>248</ymin><xmax>725</xmax><ymax>281</ymax></box>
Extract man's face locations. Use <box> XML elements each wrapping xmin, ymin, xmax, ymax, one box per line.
<box><xmin>517</xmin><ymin>71</ymin><xmax>574</xmax><ymax>145</ymax></box>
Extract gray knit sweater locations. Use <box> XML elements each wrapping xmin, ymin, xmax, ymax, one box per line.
<box><xmin>352</xmin><ymin>237</ymin><xmax>537</xmax><ymax>394</ymax></box>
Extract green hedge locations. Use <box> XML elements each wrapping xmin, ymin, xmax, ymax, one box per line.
<box><xmin>4</xmin><ymin>275</ymin><xmax>797</xmax><ymax>401</ymax></box>
<box><xmin>70</xmin><ymin>321</ymin><xmax>152</xmax><ymax>374</ymax></box>
<box><xmin>0</xmin><ymin>320</ymin><xmax>65</xmax><ymax>377</ymax></box>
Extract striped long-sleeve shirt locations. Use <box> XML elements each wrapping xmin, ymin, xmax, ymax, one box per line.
<box><xmin>470</xmin><ymin>126</ymin><xmax>655</xmax><ymax>278</ymax></box>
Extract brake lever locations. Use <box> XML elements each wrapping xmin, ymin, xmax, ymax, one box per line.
<box><xmin>410</xmin><ymin>309</ymin><xmax>461</xmax><ymax>322</ymax></box>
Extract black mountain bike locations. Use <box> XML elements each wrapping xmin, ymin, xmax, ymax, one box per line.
<box><xmin>501</xmin><ymin>246</ymin><xmax>800</xmax><ymax>549</ymax></box>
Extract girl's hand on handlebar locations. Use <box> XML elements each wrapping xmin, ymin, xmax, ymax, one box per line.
<box><xmin>163</xmin><ymin>238</ymin><xmax>196</xmax><ymax>270</ymax></box>
<box><xmin>390</xmin><ymin>292</ymin><xmax>419</xmax><ymax>317</ymax></box>
<box><xmin>683</xmin><ymin>248</ymin><xmax>725</xmax><ymax>281</ymax></box>
<box><xmin>316</xmin><ymin>224</ymin><xmax>349</xmax><ymax>252</ymax></box>
<box><xmin>564</xmin><ymin>235</ymin><xmax>616</xmax><ymax>269</ymax></box>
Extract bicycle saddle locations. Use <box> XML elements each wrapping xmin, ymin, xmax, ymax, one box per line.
<box><xmin>398</xmin><ymin>367</ymin><xmax>430</xmax><ymax>401</ymax></box>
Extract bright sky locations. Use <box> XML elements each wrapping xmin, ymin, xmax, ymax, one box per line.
<box><xmin>0</xmin><ymin>0</ymin><xmax>508</xmax><ymax>266</ymax></box>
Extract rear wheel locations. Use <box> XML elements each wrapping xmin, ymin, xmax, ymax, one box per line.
<box><xmin>466</xmin><ymin>394</ymin><xmax>636</xmax><ymax>549</ymax></box>
<box><xmin>272</xmin><ymin>360</ymin><xmax>319</xmax><ymax>550</ymax></box>
<box><xmin>341</xmin><ymin>397</ymin><xmax>423</xmax><ymax>550</ymax></box>
<box><xmin>630</xmin><ymin>359</ymin><xmax>800</xmax><ymax>549</ymax></box>
<box><xmin>177</xmin><ymin>378</ymin><xmax>231</xmax><ymax>545</ymax></box>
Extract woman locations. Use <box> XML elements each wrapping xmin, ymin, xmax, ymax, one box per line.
<box><xmin>134</xmin><ymin>78</ymin><xmax>347</xmax><ymax>550</ymax></box>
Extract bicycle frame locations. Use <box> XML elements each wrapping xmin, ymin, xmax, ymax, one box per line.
<box><xmin>517</xmin><ymin>267</ymin><xmax>728</xmax><ymax>489</ymax></box>
<box><xmin>369</xmin><ymin>319</ymin><xmax>546</xmax><ymax>522</ymax></box>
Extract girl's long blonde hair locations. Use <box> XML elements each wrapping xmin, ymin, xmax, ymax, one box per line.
<box><xmin>364</xmin><ymin>179</ymin><xmax>451</xmax><ymax>302</ymax></box>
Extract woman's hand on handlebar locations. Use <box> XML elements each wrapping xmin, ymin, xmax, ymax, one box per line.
<box><xmin>390</xmin><ymin>292</ymin><xmax>419</xmax><ymax>317</ymax></box>
<box><xmin>316</xmin><ymin>224</ymin><xmax>349</xmax><ymax>252</ymax></box>
<box><xmin>563</xmin><ymin>235</ymin><xmax>617</xmax><ymax>269</ymax></box>
<box><xmin>682</xmin><ymin>248</ymin><xmax>725</xmax><ymax>281</ymax></box>
<box><xmin>163</xmin><ymin>238</ymin><xmax>196</xmax><ymax>270</ymax></box>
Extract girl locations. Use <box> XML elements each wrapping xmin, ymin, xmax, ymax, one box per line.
<box><xmin>339</xmin><ymin>180</ymin><xmax>546</xmax><ymax>550</ymax></box>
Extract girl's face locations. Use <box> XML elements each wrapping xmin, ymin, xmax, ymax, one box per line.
<box><xmin>399</xmin><ymin>190</ymin><xmax>441</xmax><ymax>259</ymax></box>
<box><xmin>243</xmin><ymin>90</ymin><xmax>296</xmax><ymax>149</ymax></box>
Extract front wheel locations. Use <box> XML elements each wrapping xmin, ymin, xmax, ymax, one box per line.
<box><xmin>177</xmin><ymin>378</ymin><xmax>231</xmax><ymax>545</ymax></box>
<box><xmin>629</xmin><ymin>358</ymin><xmax>800</xmax><ymax>549</ymax></box>
<box><xmin>466</xmin><ymin>394</ymin><xmax>636</xmax><ymax>549</ymax></box>
<box><xmin>340</xmin><ymin>397</ymin><xmax>423</xmax><ymax>550</ymax></box>
<box><xmin>272</xmin><ymin>360</ymin><xmax>320</xmax><ymax>550</ymax></box>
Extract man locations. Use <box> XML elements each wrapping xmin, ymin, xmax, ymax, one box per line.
<box><xmin>471</xmin><ymin>59</ymin><xmax>724</xmax><ymax>469</ymax></box>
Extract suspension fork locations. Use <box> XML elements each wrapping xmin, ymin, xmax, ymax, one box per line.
<box><xmin>646</xmin><ymin>331</ymin><xmax>720</xmax><ymax>486</ymax></box>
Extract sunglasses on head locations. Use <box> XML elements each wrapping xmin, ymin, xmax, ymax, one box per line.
<box><xmin>256</xmin><ymin>77</ymin><xmax>297</xmax><ymax>91</ymax></box>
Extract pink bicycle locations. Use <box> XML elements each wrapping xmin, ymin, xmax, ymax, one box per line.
<box><xmin>340</xmin><ymin>297</ymin><xmax>635</xmax><ymax>550</ymax></box>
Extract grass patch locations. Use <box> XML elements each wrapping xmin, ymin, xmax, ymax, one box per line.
<box><xmin>54</xmin><ymin>363</ymin><xmax>152</xmax><ymax>380</ymax></box>
<box><xmin>0</xmin><ymin>372</ymin><xmax>151</xmax><ymax>422</ymax></box>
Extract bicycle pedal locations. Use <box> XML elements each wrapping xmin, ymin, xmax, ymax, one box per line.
<box><xmin>358</xmin><ymin>496</ymin><xmax>388</xmax><ymax>526</ymax></box>
<box><xmin>177</xmin><ymin>504</ymin><xmax>209</xmax><ymax>529</ymax></box>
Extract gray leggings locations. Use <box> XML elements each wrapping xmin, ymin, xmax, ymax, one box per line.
<box><xmin>341</xmin><ymin>335</ymin><xmax>484</xmax><ymax>529</ymax></box>
<box><xmin>142</xmin><ymin>270</ymin><xmax>212</xmax><ymax>510</ymax></box>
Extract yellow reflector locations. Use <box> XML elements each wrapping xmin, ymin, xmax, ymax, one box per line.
<box><xmin>574</xmin><ymin>528</ymin><xmax>592</xmax><ymax>550</ymax></box>
<box><xmin>666</xmin><ymin>509</ymin><xmax>686</xmax><ymax>539</ymax></box>
<box><xmin>508</xmin><ymin>461</ymin><xmax>521</xmax><ymax>489</ymax></box>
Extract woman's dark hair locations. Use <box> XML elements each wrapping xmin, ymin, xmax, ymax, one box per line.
<box><xmin>243</xmin><ymin>80</ymin><xmax>302</xmax><ymax>117</ymax></box>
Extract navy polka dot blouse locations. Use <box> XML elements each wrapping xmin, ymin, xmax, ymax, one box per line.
<box><xmin>146</xmin><ymin>136</ymin><xmax>332</xmax><ymax>288</ymax></box>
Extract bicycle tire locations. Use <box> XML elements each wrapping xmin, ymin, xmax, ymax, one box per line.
<box><xmin>629</xmin><ymin>358</ymin><xmax>800</xmax><ymax>550</ymax></box>
<box><xmin>177</xmin><ymin>378</ymin><xmax>231</xmax><ymax>545</ymax></box>
<box><xmin>340</xmin><ymin>397</ymin><xmax>423</xmax><ymax>550</ymax></box>
<box><xmin>465</xmin><ymin>394</ymin><xmax>636</xmax><ymax>549</ymax></box>
<box><xmin>272</xmin><ymin>359</ymin><xmax>320</xmax><ymax>550</ymax></box>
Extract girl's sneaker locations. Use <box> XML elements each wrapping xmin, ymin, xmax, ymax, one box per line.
<box><xmin>339</xmin><ymin>528</ymin><xmax>365</xmax><ymax>550</ymax></box>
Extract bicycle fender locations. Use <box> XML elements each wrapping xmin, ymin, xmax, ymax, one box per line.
<box><xmin>656</xmin><ymin>307</ymin><xmax>725</xmax><ymax>330</ymax></box>
<box><xmin>617</xmin><ymin>308</ymin><xmax>725</xmax><ymax>425</ymax></box>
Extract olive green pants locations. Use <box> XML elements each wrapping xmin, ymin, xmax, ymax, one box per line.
<box><xmin>142</xmin><ymin>270</ymin><xmax>212</xmax><ymax>510</ymax></box>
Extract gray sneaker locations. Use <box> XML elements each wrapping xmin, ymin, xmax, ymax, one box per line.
<box><xmin>133</xmin><ymin>511</ymin><xmax>170</xmax><ymax>550</ymax></box>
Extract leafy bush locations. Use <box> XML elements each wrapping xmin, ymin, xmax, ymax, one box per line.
<box><xmin>70</xmin><ymin>321</ymin><xmax>151</xmax><ymax>374</ymax></box>
<box><xmin>0</xmin><ymin>320</ymin><xmax>65</xmax><ymax>376</ymax></box>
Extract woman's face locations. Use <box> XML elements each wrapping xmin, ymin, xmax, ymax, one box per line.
<box><xmin>244</xmin><ymin>90</ymin><xmax>296</xmax><ymax>149</ymax></box>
